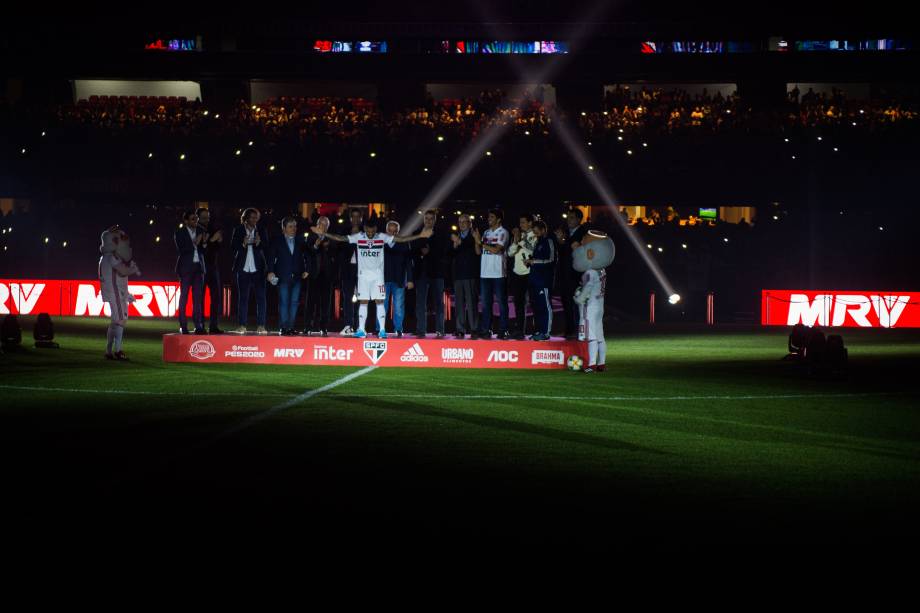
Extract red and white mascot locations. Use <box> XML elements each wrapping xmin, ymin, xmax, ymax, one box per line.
<box><xmin>572</xmin><ymin>230</ymin><xmax>615</xmax><ymax>372</ymax></box>
<box><xmin>98</xmin><ymin>226</ymin><xmax>141</xmax><ymax>360</ymax></box>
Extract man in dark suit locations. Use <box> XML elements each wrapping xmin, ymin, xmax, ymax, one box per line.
<box><xmin>196</xmin><ymin>207</ymin><xmax>224</xmax><ymax>334</ymax></box>
<box><xmin>554</xmin><ymin>208</ymin><xmax>590</xmax><ymax>339</ymax></box>
<box><xmin>230</xmin><ymin>207</ymin><xmax>269</xmax><ymax>334</ymax></box>
<box><xmin>174</xmin><ymin>210</ymin><xmax>207</xmax><ymax>334</ymax></box>
<box><xmin>304</xmin><ymin>216</ymin><xmax>334</xmax><ymax>336</ymax></box>
<box><xmin>267</xmin><ymin>216</ymin><xmax>310</xmax><ymax>336</ymax></box>
<box><xmin>412</xmin><ymin>209</ymin><xmax>450</xmax><ymax>338</ymax></box>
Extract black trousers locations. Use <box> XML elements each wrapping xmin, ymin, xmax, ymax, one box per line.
<box><xmin>561</xmin><ymin>275</ymin><xmax>580</xmax><ymax>336</ymax></box>
<box><xmin>204</xmin><ymin>268</ymin><xmax>221</xmax><ymax>328</ymax></box>
<box><xmin>509</xmin><ymin>271</ymin><xmax>530</xmax><ymax>335</ymax></box>
<box><xmin>306</xmin><ymin>275</ymin><xmax>332</xmax><ymax>331</ymax></box>
<box><xmin>342</xmin><ymin>264</ymin><xmax>358</xmax><ymax>329</ymax></box>
<box><xmin>178</xmin><ymin>269</ymin><xmax>204</xmax><ymax>330</ymax></box>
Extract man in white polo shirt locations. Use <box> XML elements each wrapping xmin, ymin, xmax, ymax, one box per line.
<box><xmin>473</xmin><ymin>209</ymin><xmax>510</xmax><ymax>340</ymax></box>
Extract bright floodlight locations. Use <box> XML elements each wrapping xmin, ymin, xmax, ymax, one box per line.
<box><xmin>669</xmin><ymin>294</ymin><xmax>681</xmax><ymax>305</ymax></box>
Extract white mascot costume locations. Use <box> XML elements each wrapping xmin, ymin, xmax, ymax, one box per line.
<box><xmin>98</xmin><ymin>226</ymin><xmax>141</xmax><ymax>360</ymax></box>
<box><xmin>572</xmin><ymin>230</ymin><xmax>615</xmax><ymax>372</ymax></box>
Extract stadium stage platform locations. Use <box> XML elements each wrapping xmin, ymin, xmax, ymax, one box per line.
<box><xmin>163</xmin><ymin>333</ymin><xmax>587</xmax><ymax>369</ymax></box>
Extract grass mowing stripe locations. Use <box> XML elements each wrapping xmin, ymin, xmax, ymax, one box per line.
<box><xmin>1</xmin><ymin>384</ymin><xmax>901</xmax><ymax>403</ymax></box>
<box><xmin>0</xmin><ymin>384</ymin><xmax>293</xmax><ymax>398</ymax></box>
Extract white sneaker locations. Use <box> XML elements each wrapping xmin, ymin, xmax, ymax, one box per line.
<box><xmin>256</xmin><ymin>326</ymin><xmax>268</xmax><ymax>335</ymax></box>
<box><xmin>234</xmin><ymin>326</ymin><xmax>247</xmax><ymax>334</ymax></box>
<box><xmin>340</xmin><ymin>325</ymin><xmax>354</xmax><ymax>335</ymax></box>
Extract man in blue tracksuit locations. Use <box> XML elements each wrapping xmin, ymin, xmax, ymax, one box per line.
<box><xmin>524</xmin><ymin>220</ymin><xmax>556</xmax><ymax>341</ymax></box>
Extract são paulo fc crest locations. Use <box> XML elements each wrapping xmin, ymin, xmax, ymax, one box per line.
<box><xmin>363</xmin><ymin>340</ymin><xmax>388</xmax><ymax>364</ymax></box>
<box><xmin>189</xmin><ymin>339</ymin><xmax>216</xmax><ymax>360</ymax></box>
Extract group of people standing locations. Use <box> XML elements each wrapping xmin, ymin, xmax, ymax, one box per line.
<box><xmin>172</xmin><ymin>205</ymin><xmax>594</xmax><ymax>340</ymax></box>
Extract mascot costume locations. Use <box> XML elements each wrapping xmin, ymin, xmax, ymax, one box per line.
<box><xmin>98</xmin><ymin>226</ymin><xmax>141</xmax><ymax>360</ymax></box>
<box><xmin>572</xmin><ymin>230</ymin><xmax>615</xmax><ymax>372</ymax></box>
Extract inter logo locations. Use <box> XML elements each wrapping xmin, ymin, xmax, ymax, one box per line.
<box><xmin>363</xmin><ymin>340</ymin><xmax>388</xmax><ymax>364</ymax></box>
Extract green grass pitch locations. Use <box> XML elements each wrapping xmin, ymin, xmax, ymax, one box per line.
<box><xmin>2</xmin><ymin>316</ymin><xmax>919</xmax><ymax>546</ymax></box>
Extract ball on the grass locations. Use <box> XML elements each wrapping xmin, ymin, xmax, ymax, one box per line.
<box><xmin>567</xmin><ymin>355</ymin><xmax>584</xmax><ymax>371</ymax></box>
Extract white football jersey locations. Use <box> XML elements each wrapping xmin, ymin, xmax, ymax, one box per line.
<box><xmin>348</xmin><ymin>232</ymin><xmax>395</xmax><ymax>277</ymax></box>
<box><xmin>98</xmin><ymin>254</ymin><xmax>129</xmax><ymax>301</ymax></box>
<box><xmin>579</xmin><ymin>269</ymin><xmax>606</xmax><ymax>304</ymax></box>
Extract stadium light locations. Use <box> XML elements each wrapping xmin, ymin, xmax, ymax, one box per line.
<box><xmin>642</xmin><ymin>142</ymin><xmax>648</xmax><ymax>147</ymax></box>
<box><xmin>657</xmin><ymin>247</ymin><xmax>663</xmax><ymax>252</ymax></box>
<box><xmin>235</xmin><ymin>149</ymin><xmax>241</xmax><ymax>156</ymax></box>
<box><xmin>681</xmin><ymin>244</ymin><xmax>687</xmax><ymax>249</ymax></box>
<box><xmin>817</xmin><ymin>136</ymin><xmax>823</xmax><ymax>141</ymax></box>
<box><xmin>203</xmin><ymin>110</ymin><xmax>209</xmax><ymax>116</ymax></box>
<box><xmin>21</xmin><ymin>148</ymin><xmax>26</xmax><ymax>154</ymax></box>
<box><xmin>669</xmin><ymin>294</ymin><xmax>681</xmax><ymax>304</ymax></box>
<box><xmin>617</xmin><ymin>136</ymin><xmax>623</xmax><ymax>141</ymax></box>
<box><xmin>486</xmin><ymin>151</ymin><xmax>492</xmax><ymax>156</ymax></box>
<box><xmin>269</xmin><ymin>165</ymin><xmax>276</xmax><ymax>171</ymax></box>
<box><xmin>148</xmin><ymin>152</ymin><xmax>154</xmax><ymax>158</ymax></box>
<box><xmin>369</xmin><ymin>152</ymin><xmax>376</xmax><ymax>157</ymax></box>
<box><xmin>627</xmin><ymin>150</ymin><xmax>633</xmax><ymax>155</ymax></box>
<box><xmin>437</xmin><ymin>135</ymin><xmax>444</xmax><ymax>142</ymax></box>
<box><xmin>423</xmin><ymin>167</ymin><xmax>429</xmax><ymax>172</ymax></box>
<box><xmin>524</xmin><ymin>130</ymin><xmax>530</xmax><ymax>135</ymax></box>
<box><xmin>833</xmin><ymin>147</ymin><xmax>839</xmax><ymax>152</ymax></box>
<box><xmin>155</xmin><ymin>236</ymin><xmax>160</xmax><ymax>242</ymax></box>
<box><xmin>43</xmin><ymin>237</ymin><xmax>48</xmax><ymax>244</ymax></box>
<box><xmin>588</xmin><ymin>165</ymin><xmax>594</xmax><ymax>170</ymax></box>
<box><xmin>41</xmin><ymin>131</ymin><xmax>46</xmax><ymax>136</ymax></box>
<box><xmin>587</xmin><ymin>141</ymin><xmax>592</xmax><ymax>146</ymax></box>
<box><xmin>179</xmin><ymin>153</ymin><xmax>186</xmax><ymax>160</ymax></box>
<box><xmin>248</xmin><ymin>141</ymin><xmax>254</xmax><ymax>146</ymax></box>
<box><xmin>62</xmin><ymin>241</ymin><xmax>67</xmax><ymax>247</ymax></box>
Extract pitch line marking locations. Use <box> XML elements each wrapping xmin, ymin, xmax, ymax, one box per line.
<box><xmin>211</xmin><ymin>365</ymin><xmax>378</xmax><ymax>441</ymax></box>
<box><xmin>0</xmin><ymin>384</ymin><xmax>292</xmax><ymax>398</ymax></box>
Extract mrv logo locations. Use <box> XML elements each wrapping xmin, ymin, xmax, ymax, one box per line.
<box><xmin>787</xmin><ymin>294</ymin><xmax>910</xmax><ymax>328</ymax></box>
<box><xmin>0</xmin><ymin>282</ymin><xmax>45</xmax><ymax>315</ymax></box>
<box><xmin>274</xmin><ymin>348</ymin><xmax>305</xmax><ymax>359</ymax></box>
<box><xmin>487</xmin><ymin>350</ymin><xmax>519</xmax><ymax>363</ymax></box>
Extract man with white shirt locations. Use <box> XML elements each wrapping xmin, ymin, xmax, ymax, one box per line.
<box><xmin>507</xmin><ymin>213</ymin><xmax>536</xmax><ymax>339</ymax></box>
<box><xmin>316</xmin><ymin>216</ymin><xmax>431</xmax><ymax>338</ymax></box>
<box><xmin>230</xmin><ymin>207</ymin><xmax>269</xmax><ymax>334</ymax></box>
<box><xmin>174</xmin><ymin>210</ymin><xmax>207</xmax><ymax>334</ymax></box>
<box><xmin>473</xmin><ymin>209</ymin><xmax>510</xmax><ymax>340</ymax></box>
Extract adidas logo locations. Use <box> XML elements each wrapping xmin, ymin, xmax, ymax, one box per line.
<box><xmin>400</xmin><ymin>342</ymin><xmax>429</xmax><ymax>363</ymax></box>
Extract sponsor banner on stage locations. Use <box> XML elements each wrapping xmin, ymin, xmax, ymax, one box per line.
<box><xmin>761</xmin><ymin>289</ymin><xmax>920</xmax><ymax>328</ymax></box>
<box><xmin>163</xmin><ymin>334</ymin><xmax>587</xmax><ymax>368</ymax></box>
<box><xmin>0</xmin><ymin>279</ymin><xmax>210</xmax><ymax>317</ymax></box>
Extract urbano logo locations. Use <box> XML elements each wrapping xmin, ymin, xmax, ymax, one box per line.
<box><xmin>314</xmin><ymin>345</ymin><xmax>354</xmax><ymax>361</ymax></box>
<box><xmin>363</xmin><ymin>341</ymin><xmax>388</xmax><ymax>364</ymax></box>
<box><xmin>400</xmin><ymin>343</ymin><xmax>429</xmax><ymax>362</ymax></box>
<box><xmin>225</xmin><ymin>344</ymin><xmax>264</xmax><ymax>358</ymax></box>
<box><xmin>487</xmin><ymin>350</ymin><xmax>519</xmax><ymax>363</ymax></box>
<box><xmin>273</xmin><ymin>348</ymin><xmax>305</xmax><ymax>359</ymax></box>
<box><xmin>531</xmin><ymin>350</ymin><xmax>564</xmax><ymax>365</ymax></box>
<box><xmin>441</xmin><ymin>347</ymin><xmax>474</xmax><ymax>364</ymax></box>
<box><xmin>188</xmin><ymin>340</ymin><xmax>216</xmax><ymax>360</ymax></box>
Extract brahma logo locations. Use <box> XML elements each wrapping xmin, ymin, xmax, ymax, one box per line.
<box><xmin>363</xmin><ymin>340</ymin><xmax>388</xmax><ymax>364</ymax></box>
<box><xmin>531</xmin><ymin>350</ymin><xmax>564</xmax><ymax>365</ymax></box>
<box><xmin>188</xmin><ymin>339</ymin><xmax>216</xmax><ymax>360</ymax></box>
<box><xmin>400</xmin><ymin>343</ymin><xmax>429</xmax><ymax>362</ymax></box>
<box><xmin>273</xmin><ymin>348</ymin><xmax>305</xmax><ymax>359</ymax></box>
<box><xmin>442</xmin><ymin>347</ymin><xmax>474</xmax><ymax>364</ymax></box>
<box><xmin>225</xmin><ymin>344</ymin><xmax>265</xmax><ymax>358</ymax></box>
<box><xmin>487</xmin><ymin>350</ymin><xmax>519</xmax><ymax>363</ymax></box>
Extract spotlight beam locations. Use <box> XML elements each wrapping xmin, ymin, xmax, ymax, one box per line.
<box><xmin>549</xmin><ymin>109</ymin><xmax>678</xmax><ymax>297</ymax></box>
<box><xmin>402</xmin><ymin>3</ymin><xmax>609</xmax><ymax>234</ymax></box>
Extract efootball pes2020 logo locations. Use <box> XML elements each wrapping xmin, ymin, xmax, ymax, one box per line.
<box><xmin>363</xmin><ymin>340</ymin><xmax>388</xmax><ymax>364</ymax></box>
<box><xmin>188</xmin><ymin>339</ymin><xmax>216</xmax><ymax>360</ymax></box>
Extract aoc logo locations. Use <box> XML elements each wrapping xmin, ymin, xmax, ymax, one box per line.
<box><xmin>188</xmin><ymin>340</ymin><xmax>216</xmax><ymax>360</ymax></box>
<box><xmin>363</xmin><ymin>340</ymin><xmax>388</xmax><ymax>364</ymax></box>
<box><xmin>487</xmin><ymin>350</ymin><xmax>519</xmax><ymax>363</ymax></box>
